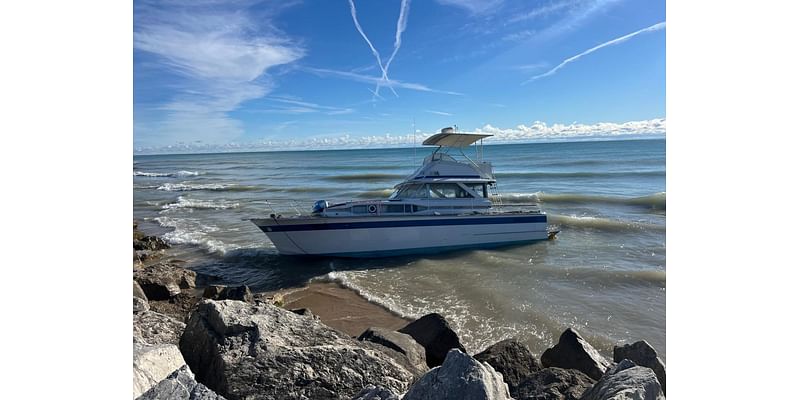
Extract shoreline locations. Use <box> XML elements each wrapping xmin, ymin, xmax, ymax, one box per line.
<box><xmin>273</xmin><ymin>282</ymin><xmax>413</xmax><ymax>337</ymax></box>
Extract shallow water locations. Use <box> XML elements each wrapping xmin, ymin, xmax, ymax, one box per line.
<box><xmin>134</xmin><ymin>139</ymin><xmax>666</xmax><ymax>358</ymax></box>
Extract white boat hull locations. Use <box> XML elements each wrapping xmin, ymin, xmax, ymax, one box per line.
<box><xmin>251</xmin><ymin>214</ymin><xmax>548</xmax><ymax>257</ymax></box>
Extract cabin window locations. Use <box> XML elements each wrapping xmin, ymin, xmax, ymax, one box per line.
<box><xmin>463</xmin><ymin>183</ymin><xmax>487</xmax><ymax>198</ymax></box>
<box><xmin>351</xmin><ymin>205</ymin><xmax>368</xmax><ymax>214</ymax></box>
<box><xmin>412</xmin><ymin>205</ymin><xmax>427</xmax><ymax>212</ymax></box>
<box><xmin>428</xmin><ymin>183</ymin><xmax>473</xmax><ymax>199</ymax></box>
<box><xmin>382</xmin><ymin>204</ymin><xmax>406</xmax><ymax>213</ymax></box>
<box><xmin>390</xmin><ymin>183</ymin><xmax>427</xmax><ymax>199</ymax></box>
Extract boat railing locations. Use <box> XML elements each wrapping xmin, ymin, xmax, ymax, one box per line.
<box><xmin>264</xmin><ymin>199</ymin><xmax>304</xmax><ymax>216</ymax></box>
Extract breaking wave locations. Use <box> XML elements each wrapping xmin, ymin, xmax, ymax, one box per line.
<box><xmin>548</xmin><ymin>214</ymin><xmax>665</xmax><ymax>232</ymax></box>
<box><xmin>161</xmin><ymin>196</ymin><xmax>240</xmax><ymax>211</ymax></box>
<box><xmin>154</xmin><ymin>216</ymin><xmax>239</xmax><ymax>254</ymax></box>
<box><xmin>503</xmin><ymin>192</ymin><xmax>665</xmax><ymax>210</ymax></box>
<box><xmin>156</xmin><ymin>183</ymin><xmax>259</xmax><ymax>192</ymax></box>
<box><xmin>134</xmin><ymin>170</ymin><xmax>202</xmax><ymax>177</ymax></box>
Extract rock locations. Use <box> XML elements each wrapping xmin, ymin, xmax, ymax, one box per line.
<box><xmin>133</xmin><ymin>344</ymin><xmax>186</xmax><ymax>399</ymax></box>
<box><xmin>579</xmin><ymin>359</ymin><xmax>664</xmax><ymax>400</ymax></box>
<box><xmin>474</xmin><ymin>338</ymin><xmax>542</xmax><ymax>397</ymax></box>
<box><xmin>202</xmin><ymin>285</ymin><xmax>225</xmax><ymax>299</ymax></box>
<box><xmin>358</xmin><ymin>327</ymin><xmax>428</xmax><ymax>377</ymax></box>
<box><xmin>134</xmin><ymin>310</ymin><xmax>186</xmax><ymax>347</ymax></box>
<box><xmin>134</xmin><ymin>262</ymin><xmax>196</xmax><ymax>300</ymax></box>
<box><xmin>134</xmin><ymin>280</ymin><xmax>148</xmax><ymax>300</ymax></box>
<box><xmin>515</xmin><ymin>368</ymin><xmax>595</xmax><ymax>400</ymax></box>
<box><xmin>180</xmin><ymin>299</ymin><xmax>415</xmax><ymax>400</ymax></box>
<box><xmin>134</xmin><ymin>296</ymin><xmax>150</xmax><ymax>314</ymax></box>
<box><xmin>613</xmin><ymin>341</ymin><xmax>666</xmax><ymax>394</ymax></box>
<box><xmin>138</xmin><ymin>365</ymin><xmax>226</xmax><ymax>400</ymax></box>
<box><xmin>135</xmin><ymin>235</ymin><xmax>171</xmax><ymax>251</ymax></box>
<box><xmin>398</xmin><ymin>313</ymin><xmax>466</xmax><ymax>367</ymax></box>
<box><xmin>291</xmin><ymin>308</ymin><xmax>315</xmax><ymax>317</ymax></box>
<box><xmin>202</xmin><ymin>285</ymin><xmax>253</xmax><ymax>303</ymax></box>
<box><xmin>404</xmin><ymin>349</ymin><xmax>511</xmax><ymax>400</ymax></box>
<box><xmin>351</xmin><ymin>385</ymin><xmax>400</xmax><ymax>400</ymax></box>
<box><xmin>541</xmin><ymin>328</ymin><xmax>611</xmax><ymax>381</ymax></box>
<box><xmin>148</xmin><ymin>292</ymin><xmax>202</xmax><ymax>323</ymax></box>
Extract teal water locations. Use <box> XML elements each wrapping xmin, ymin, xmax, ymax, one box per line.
<box><xmin>133</xmin><ymin>139</ymin><xmax>666</xmax><ymax>358</ymax></box>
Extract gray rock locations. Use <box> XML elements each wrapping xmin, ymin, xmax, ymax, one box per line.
<box><xmin>202</xmin><ymin>285</ymin><xmax>225</xmax><ymax>299</ymax></box>
<box><xmin>134</xmin><ymin>296</ymin><xmax>150</xmax><ymax>314</ymax></box>
<box><xmin>613</xmin><ymin>341</ymin><xmax>666</xmax><ymax>394</ymax></box>
<box><xmin>134</xmin><ymin>263</ymin><xmax>197</xmax><ymax>300</ymax></box>
<box><xmin>541</xmin><ymin>328</ymin><xmax>611</xmax><ymax>380</ymax></box>
<box><xmin>358</xmin><ymin>327</ymin><xmax>428</xmax><ymax>377</ymax></box>
<box><xmin>179</xmin><ymin>299</ymin><xmax>415</xmax><ymax>400</ymax></box>
<box><xmin>580</xmin><ymin>359</ymin><xmax>664</xmax><ymax>400</ymax></box>
<box><xmin>135</xmin><ymin>280</ymin><xmax>148</xmax><ymax>300</ymax></box>
<box><xmin>350</xmin><ymin>385</ymin><xmax>400</xmax><ymax>400</ymax></box>
<box><xmin>201</xmin><ymin>285</ymin><xmax>253</xmax><ymax>303</ymax></box>
<box><xmin>135</xmin><ymin>235</ymin><xmax>171</xmax><ymax>251</ymax></box>
<box><xmin>134</xmin><ymin>310</ymin><xmax>186</xmax><ymax>347</ymax></box>
<box><xmin>138</xmin><ymin>365</ymin><xmax>226</xmax><ymax>400</ymax></box>
<box><xmin>404</xmin><ymin>349</ymin><xmax>511</xmax><ymax>400</ymax></box>
<box><xmin>515</xmin><ymin>367</ymin><xmax>595</xmax><ymax>400</ymax></box>
<box><xmin>474</xmin><ymin>338</ymin><xmax>542</xmax><ymax>397</ymax></box>
<box><xmin>133</xmin><ymin>344</ymin><xmax>186</xmax><ymax>399</ymax></box>
<box><xmin>398</xmin><ymin>313</ymin><xmax>466</xmax><ymax>367</ymax></box>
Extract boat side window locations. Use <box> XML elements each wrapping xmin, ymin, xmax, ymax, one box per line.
<box><xmin>391</xmin><ymin>184</ymin><xmax>426</xmax><ymax>199</ymax></box>
<box><xmin>351</xmin><ymin>205</ymin><xmax>368</xmax><ymax>214</ymax></box>
<box><xmin>381</xmin><ymin>204</ymin><xmax>406</xmax><ymax>213</ymax></box>
<box><xmin>463</xmin><ymin>183</ymin><xmax>487</xmax><ymax>198</ymax></box>
<box><xmin>429</xmin><ymin>183</ymin><xmax>473</xmax><ymax>198</ymax></box>
<box><xmin>412</xmin><ymin>205</ymin><xmax>427</xmax><ymax>212</ymax></box>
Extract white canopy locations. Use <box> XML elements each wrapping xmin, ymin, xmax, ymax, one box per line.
<box><xmin>422</xmin><ymin>132</ymin><xmax>493</xmax><ymax>147</ymax></box>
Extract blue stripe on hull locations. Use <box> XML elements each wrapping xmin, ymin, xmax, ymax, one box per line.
<box><xmin>308</xmin><ymin>239</ymin><xmax>546</xmax><ymax>258</ymax></box>
<box><xmin>258</xmin><ymin>215</ymin><xmax>547</xmax><ymax>233</ymax></box>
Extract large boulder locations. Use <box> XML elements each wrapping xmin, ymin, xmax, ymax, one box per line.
<box><xmin>579</xmin><ymin>359</ymin><xmax>664</xmax><ymax>400</ymax></box>
<box><xmin>134</xmin><ymin>280</ymin><xmax>148</xmax><ymax>300</ymax></box>
<box><xmin>515</xmin><ymin>368</ymin><xmax>595</xmax><ymax>400</ymax></box>
<box><xmin>134</xmin><ymin>296</ymin><xmax>150</xmax><ymax>314</ymax></box>
<box><xmin>134</xmin><ymin>263</ymin><xmax>196</xmax><ymax>300</ymax></box>
<box><xmin>179</xmin><ymin>299</ymin><xmax>415</xmax><ymax>400</ymax></box>
<box><xmin>138</xmin><ymin>365</ymin><xmax>225</xmax><ymax>400</ymax></box>
<box><xmin>474</xmin><ymin>338</ymin><xmax>542</xmax><ymax>397</ymax></box>
<box><xmin>133</xmin><ymin>344</ymin><xmax>186</xmax><ymax>399</ymax></box>
<box><xmin>613</xmin><ymin>341</ymin><xmax>666</xmax><ymax>394</ymax></box>
<box><xmin>358</xmin><ymin>327</ymin><xmax>428</xmax><ymax>377</ymax></box>
<box><xmin>398</xmin><ymin>313</ymin><xmax>466</xmax><ymax>367</ymax></box>
<box><xmin>134</xmin><ymin>310</ymin><xmax>186</xmax><ymax>347</ymax></box>
<box><xmin>404</xmin><ymin>349</ymin><xmax>512</xmax><ymax>400</ymax></box>
<box><xmin>350</xmin><ymin>385</ymin><xmax>400</xmax><ymax>400</ymax></box>
<box><xmin>541</xmin><ymin>328</ymin><xmax>611</xmax><ymax>381</ymax></box>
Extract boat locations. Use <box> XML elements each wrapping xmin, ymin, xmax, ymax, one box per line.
<box><xmin>251</xmin><ymin>127</ymin><xmax>555</xmax><ymax>257</ymax></box>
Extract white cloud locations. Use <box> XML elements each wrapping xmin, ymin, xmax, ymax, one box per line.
<box><xmin>425</xmin><ymin>110</ymin><xmax>454</xmax><ymax>116</ymax></box>
<box><xmin>134</xmin><ymin>0</ymin><xmax>304</xmax><ymax>146</ymax></box>
<box><xmin>524</xmin><ymin>21</ymin><xmax>665</xmax><ymax>83</ymax></box>
<box><xmin>135</xmin><ymin>117</ymin><xmax>665</xmax><ymax>154</ymax></box>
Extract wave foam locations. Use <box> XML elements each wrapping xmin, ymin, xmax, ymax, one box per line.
<box><xmin>548</xmin><ymin>214</ymin><xmax>665</xmax><ymax>232</ymax></box>
<box><xmin>134</xmin><ymin>170</ymin><xmax>202</xmax><ymax>177</ymax></box>
<box><xmin>161</xmin><ymin>196</ymin><xmax>240</xmax><ymax>211</ymax></box>
<box><xmin>154</xmin><ymin>216</ymin><xmax>239</xmax><ymax>254</ymax></box>
<box><xmin>157</xmin><ymin>183</ymin><xmax>257</xmax><ymax>192</ymax></box>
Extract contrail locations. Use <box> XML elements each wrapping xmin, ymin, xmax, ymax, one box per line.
<box><xmin>378</xmin><ymin>0</ymin><xmax>411</xmax><ymax>95</ymax></box>
<box><xmin>523</xmin><ymin>21</ymin><xmax>665</xmax><ymax>84</ymax></box>
<box><xmin>348</xmin><ymin>0</ymin><xmax>398</xmax><ymax>97</ymax></box>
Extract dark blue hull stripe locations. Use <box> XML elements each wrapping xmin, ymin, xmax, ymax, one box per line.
<box><xmin>315</xmin><ymin>239</ymin><xmax>545</xmax><ymax>258</ymax></box>
<box><xmin>258</xmin><ymin>215</ymin><xmax>546</xmax><ymax>232</ymax></box>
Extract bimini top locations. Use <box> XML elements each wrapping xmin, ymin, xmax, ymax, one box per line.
<box><xmin>422</xmin><ymin>127</ymin><xmax>492</xmax><ymax>147</ymax></box>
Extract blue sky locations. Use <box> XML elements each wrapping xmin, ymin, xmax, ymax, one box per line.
<box><xmin>134</xmin><ymin>0</ymin><xmax>665</xmax><ymax>153</ymax></box>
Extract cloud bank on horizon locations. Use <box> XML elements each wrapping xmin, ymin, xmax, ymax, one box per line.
<box><xmin>134</xmin><ymin>0</ymin><xmax>666</xmax><ymax>152</ymax></box>
<box><xmin>134</xmin><ymin>118</ymin><xmax>665</xmax><ymax>154</ymax></box>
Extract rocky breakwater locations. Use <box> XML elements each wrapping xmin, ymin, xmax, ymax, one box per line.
<box><xmin>180</xmin><ymin>299</ymin><xmax>416</xmax><ymax>399</ymax></box>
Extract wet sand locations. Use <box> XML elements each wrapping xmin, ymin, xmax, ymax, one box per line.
<box><xmin>278</xmin><ymin>282</ymin><xmax>412</xmax><ymax>337</ymax></box>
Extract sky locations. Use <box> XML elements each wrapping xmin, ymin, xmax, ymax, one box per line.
<box><xmin>133</xmin><ymin>0</ymin><xmax>665</xmax><ymax>154</ymax></box>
